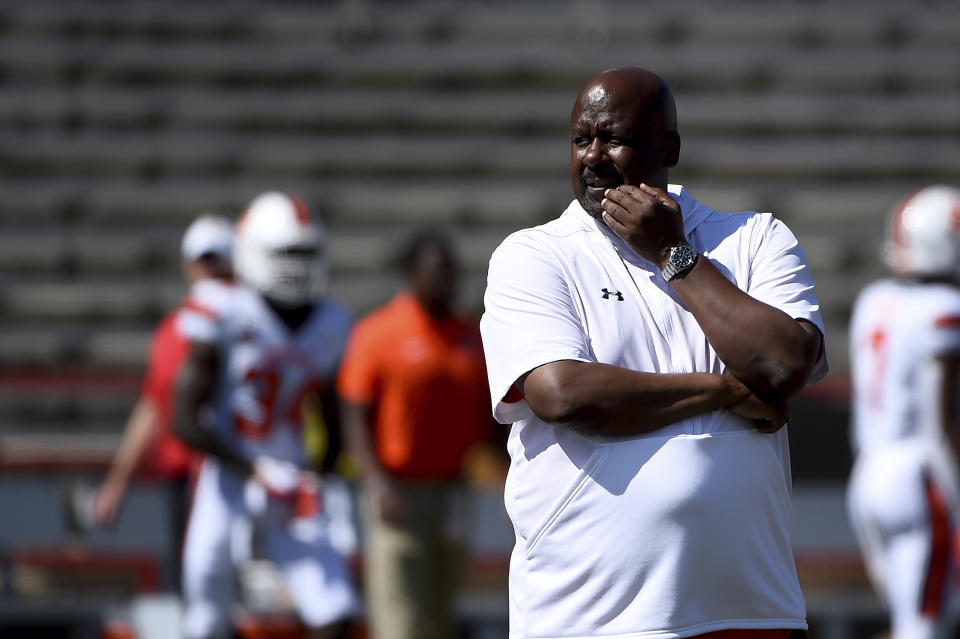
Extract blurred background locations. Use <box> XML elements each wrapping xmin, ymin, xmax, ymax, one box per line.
<box><xmin>0</xmin><ymin>0</ymin><xmax>958</xmax><ymax>637</ymax></box>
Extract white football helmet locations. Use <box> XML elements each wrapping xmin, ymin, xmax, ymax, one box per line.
<box><xmin>234</xmin><ymin>191</ymin><xmax>329</xmax><ymax>306</ymax></box>
<box><xmin>885</xmin><ymin>185</ymin><xmax>960</xmax><ymax>278</ymax></box>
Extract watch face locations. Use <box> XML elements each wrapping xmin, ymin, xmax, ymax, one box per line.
<box><xmin>663</xmin><ymin>244</ymin><xmax>698</xmax><ymax>280</ymax></box>
<box><xmin>672</xmin><ymin>245</ymin><xmax>697</xmax><ymax>268</ymax></box>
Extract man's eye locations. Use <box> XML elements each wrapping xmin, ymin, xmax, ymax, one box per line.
<box><xmin>573</xmin><ymin>137</ymin><xmax>590</xmax><ymax>147</ymax></box>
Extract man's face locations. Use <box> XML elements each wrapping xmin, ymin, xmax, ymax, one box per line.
<box><xmin>410</xmin><ymin>244</ymin><xmax>457</xmax><ymax>311</ymax></box>
<box><xmin>569</xmin><ymin>82</ymin><xmax>669</xmax><ymax>218</ymax></box>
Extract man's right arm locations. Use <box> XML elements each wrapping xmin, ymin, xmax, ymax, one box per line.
<box><xmin>93</xmin><ymin>397</ymin><xmax>161</xmax><ymax>527</ymax></box>
<box><xmin>938</xmin><ymin>352</ymin><xmax>960</xmax><ymax>463</ymax></box>
<box><xmin>340</xmin><ymin>400</ymin><xmax>380</xmax><ymax>481</ymax></box>
<box><xmin>172</xmin><ymin>342</ymin><xmax>253</xmax><ymax>477</ymax></box>
<box><xmin>521</xmin><ymin>360</ymin><xmax>787</xmax><ymax>437</ymax></box>
<box><xmin>341</xmin><ymin>400</ymin><xmax>403</xmax><ymax>522</ymax></box>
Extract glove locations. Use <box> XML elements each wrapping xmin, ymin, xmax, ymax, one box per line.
<box><xmin>252</xmin><ymin>455</ymin><xmax>301</xmax><ymax>499</ymax></box>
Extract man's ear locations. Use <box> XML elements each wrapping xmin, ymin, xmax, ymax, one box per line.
<box><xmin>663</xmin><ymin>131</ymin><xmax>681</xmax><ymax>168</ymax></box>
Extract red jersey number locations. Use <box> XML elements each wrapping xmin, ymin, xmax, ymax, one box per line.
<box><xmin>867</xmin><ymin>328</ymin><xmax>888</xmax><ymax>412</ymax></box>
<box><xmin>234</xmin><ymin>369</ymin><xmax>280</xmax><ymax>439</ymax></box>
<box><xmin>234</xmin><ymin>369</ymin><xmax>323</xmax><ymax>439</ymax></box>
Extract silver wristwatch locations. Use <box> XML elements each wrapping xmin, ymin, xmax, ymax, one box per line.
<box><xmin>661</xmin><ymin>243</ymin><xmax>698</xmax><ymax>281</ymax></box>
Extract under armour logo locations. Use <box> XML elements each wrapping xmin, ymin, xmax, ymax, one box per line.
<box><xmin>601</xmin><ymin>288</ymin><xmax>623</xmax><ymax>301</ymax></box>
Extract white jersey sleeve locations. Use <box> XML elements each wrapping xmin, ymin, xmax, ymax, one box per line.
<box><xmin>744</xmin><ymin>212</ymin><xmax>828</xmax><ymax>382</ymax></box>
<box><xmin>177</xmin><ymin>279</ymin><xmax>236</xmax><ymax>345</ymax></box>
<box><xmin>928</xmin><ymin>305</ymin><xmax>960</xmax><ymax>355</ymax></box>
<box><xmin>480</xmin><ymin>230</ymin><xmax>593</xmax><ymax>424</ymax></box>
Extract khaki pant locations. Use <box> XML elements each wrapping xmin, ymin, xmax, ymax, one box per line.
<box><xmin>363</xmin><ymin>480</ymin><xmax>465</xmax><ymax>639</ymax></box>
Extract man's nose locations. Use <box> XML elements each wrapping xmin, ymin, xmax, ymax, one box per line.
<box><xmin>583</xmin><ymin>138</ymin><xmax>606</xmax><ymax>166</ymax></box>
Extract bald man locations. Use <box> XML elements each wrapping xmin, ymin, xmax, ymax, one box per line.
<box><xmin>480</xmin><ymin>67</ymin><xmax>826</xmax><ymax>638</ymax></box>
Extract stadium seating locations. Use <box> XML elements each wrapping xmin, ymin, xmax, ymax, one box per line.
<box><xmin>1</xmin><ymin>0</ymin><xmax>958</xmax><ymax>633</ymax></box>
<box><xmin>0</xmin><ymin>0</ymin><xmax>956</xmax><ymax>452</ymax></box>
<box><xmin>2</xmin><ymin>0</ymin><xmax>957</xmax><ymax>382</ymax></box>
<box><xmin>0</xmin><ymin>0</ymin><xmax>955</xmax><ymax>430</ymax></box>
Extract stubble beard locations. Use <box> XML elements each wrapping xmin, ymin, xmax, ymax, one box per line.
<box><xmin>576</xmin><ymin>184</ymin><xmax>605</xmax><ymax>219</ymax></box>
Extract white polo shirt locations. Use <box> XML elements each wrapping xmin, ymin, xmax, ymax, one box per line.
<box><xmin>480</xmin><ymin>185</ymin><xmax>827</xmax><ymax>639</ymax></box>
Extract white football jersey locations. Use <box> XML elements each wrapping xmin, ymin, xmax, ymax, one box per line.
<box><xmin>850</xmin><ymin>278</ymin><xmax>960</xmax><ymax>455</ymax></box>
<box><xmin>178</xmin><ymin>279</ymin><xmax>352</xmax><ymax>466</ymax></box>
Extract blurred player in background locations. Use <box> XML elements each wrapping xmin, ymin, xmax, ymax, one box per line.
<box><xmin>92</xmin><ymin>215</ymin><xmax>233</xmax><ymax>554</ymax></box>
<box><xmin>338</xmin><ymin>229</ymin><xmax>494</xmax><ymax>639</ymax></box>
<box><xmin>848</xmin><ymin>186</ymin><xmax>960</xmax><ymax>639</ymax></box>
<box><xmin>173</xmin><ymin>192</ymin><xmax>357</xmax><ymax>639</ymax></box>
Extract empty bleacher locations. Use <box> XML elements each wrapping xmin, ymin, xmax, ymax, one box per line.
<box><xmin>1</xmin><ymin>0</ymin><xmax>958</xmax><ymax>633</ymax></box>
<box><xmin>1</xmin><ymin>0</ymin><xmax>957</xmax><ymax>378</ymax></box>
<box><xmin>0</xmin><ymin>0</ymin><xmax>955</xmax><ymax>458</ymax></box>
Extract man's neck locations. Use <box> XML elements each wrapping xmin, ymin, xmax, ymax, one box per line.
<box><xmin>412</xmin><ymin>293</ymin><xmax>451</xmax><ymax>320</ymax></box>
<box><xmin>266</xmin><ymin>298</ymin><xmax>316</xmax><ymax>332</ymax></box>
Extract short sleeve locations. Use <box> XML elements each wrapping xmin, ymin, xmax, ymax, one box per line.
<box><xmin>141</xmin><ymin>316</ymin><xmax>179</xmax><ymax>404</ymax></box>
<box><xmin>176</xmin><ymin>280</ymin><xmax>228</xmax><ymax>344</ymax></box>
<box><xmin>930</xmin><ymin>306</ymin><xmax>960</xmax><ymax>355</ymax></box>
<box><xmin>480</xmin><ymin>232</ymin><xmax>592</xmax><ymax>423</ymax></box>
<box><xmin>747</xmin><ymin>214</ymin><xmax>828</xmax><ymax>382</ymax></box>
<box><xmin>336</xmin><ymin>320</ymin><xmax>381</xmax><ymax>405</ymax></box>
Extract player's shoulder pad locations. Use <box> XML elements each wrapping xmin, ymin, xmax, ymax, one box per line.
<box><xmin>180</xmin><ymin>278</ymin><xmax>244</xmax><ymax>325</ymax></box>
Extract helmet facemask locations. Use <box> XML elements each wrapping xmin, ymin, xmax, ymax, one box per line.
<box><xmin>262</xmin><ymin>245</ymin><xmax>329</xmax><ymax>308</ymax></box>
<box><xmin>234</xmin><ymin>191</ymin><xmax>330</xmax><ymax>308</ymax></box>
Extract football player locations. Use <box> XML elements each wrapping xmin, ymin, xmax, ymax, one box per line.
<box><xmin>848</xmin><ymin>186</ymin><xmax>960</xmax><ymax>639</ymax></box>
<box><xmin>173</xmin><ymin>192</ymin><xmax>357</xmax><ymax>639</ymax></box>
